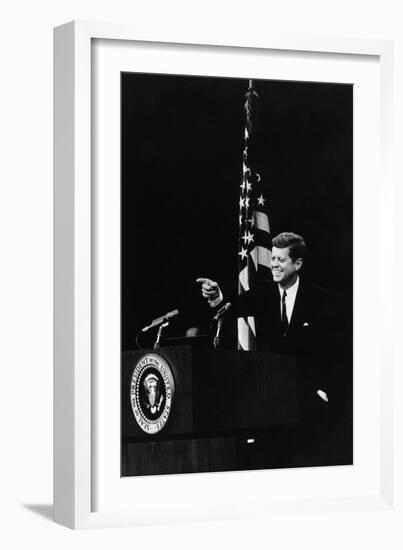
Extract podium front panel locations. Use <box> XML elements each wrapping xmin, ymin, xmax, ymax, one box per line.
<box><xmin>121</xmin><ymin>345</ymin><xmax>299</xmax><ymax>476</ymax></box>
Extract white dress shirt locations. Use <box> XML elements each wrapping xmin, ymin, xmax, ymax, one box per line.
<box><xmin>278</xmin><ymin>276</ymin><xmax>299</xmax><ymax>323</ymax></box>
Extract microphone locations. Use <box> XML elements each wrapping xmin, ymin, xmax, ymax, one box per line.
<box><xmin>141</xmin><ymin>309</ymin><xmax>180</xmax><ymax>332</ymax></box>
<box><xmin>213</xmin><ymin>302</ymin><xmax>232</xmax><ymax>349</ymax></box>
<box><xmin>213</xmin><ymin>302</ymin><xmax>232</xmax><ymax>321</ymax></box>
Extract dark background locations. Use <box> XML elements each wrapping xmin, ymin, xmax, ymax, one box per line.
<box><xmin>121</xmin><ymin>73</ymin><xmax>353</xmax><ymax>351</ymax></box>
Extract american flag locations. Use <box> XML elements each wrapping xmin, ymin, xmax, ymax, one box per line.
<box><xmin>238</xmin><ymin>80</ymin><xmax>271</xmax><ymax>351</ymax></box>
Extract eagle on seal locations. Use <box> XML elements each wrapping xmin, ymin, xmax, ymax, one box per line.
<box><xmin>143</xmin><ymin>372</ymin><xmax>164</xmax><ymax>414</ymax></box>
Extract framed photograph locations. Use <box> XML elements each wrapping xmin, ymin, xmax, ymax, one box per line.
<box><xmin>54</xmin><ymin>21</ymin><xmax>395</xmax><ymax>528</ymax></box>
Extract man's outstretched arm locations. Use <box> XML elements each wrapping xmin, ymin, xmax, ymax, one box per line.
<box><xmin>196</xmin><ymin>277</ymin><xmax>258</xmax><ymax>316</ymax></box>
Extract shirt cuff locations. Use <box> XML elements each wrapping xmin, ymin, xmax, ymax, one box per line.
<box><xmin>208</xmin><ymin>289</ymin><xmax>223</xmax><ymax>308</ymax></box>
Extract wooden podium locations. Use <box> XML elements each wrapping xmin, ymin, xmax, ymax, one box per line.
<box><xmin>121</xmin><ymin>345</ymin><xmax>298</xmax><ymax>476</ymax></box>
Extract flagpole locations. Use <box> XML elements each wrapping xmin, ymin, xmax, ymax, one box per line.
<box><xmin>237</xmin><ymin>79</ymin><xmax>271</xmax><ymax>351</ymax></box>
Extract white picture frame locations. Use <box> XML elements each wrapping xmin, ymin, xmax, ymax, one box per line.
<box><xmin>54</xmin><ymin>20</ymin><xmax>396</xmax><ymax>529</ymax></box>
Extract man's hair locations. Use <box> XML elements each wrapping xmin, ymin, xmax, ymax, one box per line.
<box><xmin>272</xmin><ymin>232</ymin><xmax>306</xmax><ymax>261</ymax></box>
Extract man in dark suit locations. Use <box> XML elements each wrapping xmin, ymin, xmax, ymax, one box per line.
<box><xmin>197</xmin><ymin>232</ymin><xmax>348</xmax><ymax>467</ymax></box>
<box><xmin>197</xmin><ymin>232</ymin><xmax>330</xmax><ymax>357</ymax></box>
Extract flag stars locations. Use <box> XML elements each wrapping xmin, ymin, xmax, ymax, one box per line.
<box><xmin>248</xmin><ymin>216</ymin><xmax>255</xmax><ymax>227</ymax></box>
<box><xmin>239</xmin><ymin>197</ymin><xmax>245</xmax><ymax>209</ymax></box>
<box><xmin>245</xmin><ymin>231</ymin><xmax>254</xmax><ymax>245</ymax></box>
<box><xmin>240</xmin><ymin>180</ymin><xmax>246</xmax><ymax>192</ymax></box>
<box><xmin>241</xmin><ymin>231</ymin><xmax>249</xmax><ymax>244</ymax></box>
<box><xmin>245</xmin><ymin>197</ymin><xmax>250</xmax><ymax>208</ymax></box>
<box><xmin>238</xmin><ymin>248</ymin><xmax>248</xmax><ymax>260</ymax></box>
<box><xmin>246</xmin><ymin>181</ymin><xmax>252</xmax><ymax>192</ymax></box>
<box><xmin>257</xmin><ymin>195</ymin><xmax>266</xmax><ymax>206</ymax></box>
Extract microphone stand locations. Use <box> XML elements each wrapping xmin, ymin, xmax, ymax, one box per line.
<box><xmin>212</xmin><ymin>302</ymin><xmax>231</xmax><ymax>349</ymax></box>
<box><xmin>154</xmin><ymin>321</ymin><xmax>169</xmax><ymax>350</ymax></box>
<box><xmin>213</xmin><ymin>318</ymin><xmax>224</xmax><ymax>349</ymax></box>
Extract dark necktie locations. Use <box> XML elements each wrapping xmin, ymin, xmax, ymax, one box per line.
<box><xmin>281</xmin><ymin>290</ymin><xmax>288</xmax><ymax>335</ymax></box>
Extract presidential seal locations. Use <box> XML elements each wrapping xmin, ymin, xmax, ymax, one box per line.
<box><xmin>130</xmin><ymin>353</ymin><xmax>175</xmax><ymax>434</ymax></box>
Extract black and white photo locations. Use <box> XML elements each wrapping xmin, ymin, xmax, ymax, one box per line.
<box><xmin>120</xmin><ymin>72</ymin><xmax>353</xmax><ymax>476</ymax></box>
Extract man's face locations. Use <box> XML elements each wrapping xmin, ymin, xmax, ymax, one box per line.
<box><xmin>271</xmin><ymin>246</ymin><xmax>302</xmax><ymax>288</ymax></box>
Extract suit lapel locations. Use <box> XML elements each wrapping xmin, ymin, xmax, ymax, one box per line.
<box><xmin>287</xmin><ymin>280</ymin><xmax>307</xmax><ymax>333</ymax></box>
<box><xmin>272</xmin><ymin>283</ymin><xmax>283</xmax><ymax>332</ymax></box>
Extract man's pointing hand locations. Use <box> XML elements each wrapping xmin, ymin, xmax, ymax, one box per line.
<box><xmin>196</xmin><ymin>277</ymin><xmax>220</xmax><ymax>302</ymax></box>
